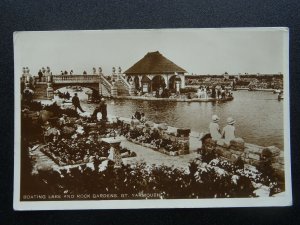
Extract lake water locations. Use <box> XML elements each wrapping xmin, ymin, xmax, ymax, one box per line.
<box><xmin>83</xmin><ymin>91</ymin><xmax>284</xmax><ymax>149</ymax></box>
<box><xmin>55</xmin><ymin>88</ymin><xmax>284</xmax><ymax>149</ymax></box>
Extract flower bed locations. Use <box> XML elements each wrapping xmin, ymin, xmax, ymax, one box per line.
<box><xmin>41</xmin><ymin>137</ymin><xmax>136</xmax><ymax>166</ymax></box>
<box><xmin>122</xmin><ymin>124</ymin><xmax>190</xmax><ymax>156</ymax></box>
<box><xmin>27</xmin><ymin>154</ymin><xmax>282</xmax><ymax>199</ymax></box>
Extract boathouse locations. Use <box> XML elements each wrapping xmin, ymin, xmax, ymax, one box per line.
<box><xmin>124</xmin><ymin>51</ymin><xmax>187</xmax><ymax>93</ymax></box>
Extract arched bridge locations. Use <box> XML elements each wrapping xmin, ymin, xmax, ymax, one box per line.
<box><xmin>33</xmin><ymin>75</ymin><xmax>117</xmax><ymax>99</ymax></box>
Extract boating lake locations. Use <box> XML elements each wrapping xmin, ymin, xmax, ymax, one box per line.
<box><xmin>51</xmin><ymin>88</ymin><xmax>284</xmax><ymax>149</ymax></box>
<box><xmin>83</xmin><ymin>90</ymin><xmax>284</xmax><ymax>149</ymax></box>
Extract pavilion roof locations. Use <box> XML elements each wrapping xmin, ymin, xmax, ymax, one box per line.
<box><xmin>124</xmin><ymin>51</ymin><xmax>187</xmax><ymax>75</ymax></box>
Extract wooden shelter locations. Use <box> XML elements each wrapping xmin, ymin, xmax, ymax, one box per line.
<box><xmin>124</xmin><ymin>51</ymin><xmax>187</xmax><ymax>93</ymax></box>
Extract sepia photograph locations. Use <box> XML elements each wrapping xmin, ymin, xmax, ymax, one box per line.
<box><xmin>13</xmin><ymin>28</ymin><xmax>291</xmax><ymax>210</ymax></box>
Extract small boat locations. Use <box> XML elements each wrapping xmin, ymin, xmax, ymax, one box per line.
<box><xmin>273</xmin><ymin>89</ymin><xmax>282</xmax><ymax>94</ymax></box>
<box><xmin>74</xmin><ymin>86</ymin><xmax>83</xmax><ymax>92</ymax></box>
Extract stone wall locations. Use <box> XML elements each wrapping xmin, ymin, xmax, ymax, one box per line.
<box><xmin>202</xmin><ymin>135</ymin><xmax>284</xmax><ymax>181</ymax></box>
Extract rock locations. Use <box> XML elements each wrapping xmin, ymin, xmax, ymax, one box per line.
<box><xmin>249</xmin><ymin>159</ymin><xmax>260</xmax><ymax>167</ymax></box>
<box><xmin>230</xmin><ymin>138</ymin><xmax>245</xmax><ymax>147</ymax></box>
<box><xmin>245</xmin><ymin>144</ymin><xmax>263</xmax><ymax>155</ymax></box>
<box><xmin>218</xmin><ymin>149</ymin><xmax>232</xmax><ymax>159</ymax></box>
<box><xmin>272</xmin><ymin>162</ymin><xmax>284</xmax><ymax>171</ymax></box>
<box><xmin>230</xmin><ymin>149</ymin><xmax>245</xmax><ymax>157</ymax></box>
<box><xmin>248</xmin><ymin>153</ymin><xmax>260</xmax><ymax>161</ymax></box>
<box><xmin>145</xmin><ymin>121</ymin><xmax>154</xmax><ymax>127</ymax></box>
<box><xmin>169</xmin><ymin>151</ymin><xmax>177</xmax><ymax>156</ymax></box>
<box><xmin>272</xmin><ymin>156</ymin><xmax>284</xmax><ymax>165</ymax></box>
<box><xmin>157</xmin><ymin>123</ymin><xmax>168</xmax><ymax>130</ymax></box>
<box><xmin>131</xmin><ymin>119</ymin><xmax>140</xmax><ymax>126</ymax></box>
<box><xmin>136</xmin><ymin>125</ymin><xmax>144</xmax><ymax>130</ymax></box>
<box><xmin>265</xmin><ymin>146</ymin><xmax>281</xmax><ymax>157</ymax></box>
<box><xmin>121</xmin><ymin>152</ymin><xmax>130</xmax><ymax>158</ymax></box>
<box><xmin>230</xmin><ymin>145</ymin><xmax>245</xmax><ymax>152</ymax></box>
<box><xmin>216</xmin><ymin>139</ymin><xmax>227</xmax><ymax>147</ymax></box>
<box><xmin>177</xmin><ymin>136</ymin><xmax>189</xmax><ymax>141</ymax></box>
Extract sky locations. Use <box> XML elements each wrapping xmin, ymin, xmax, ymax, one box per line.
<box><xmin>14</xmin><ymin>28</ymin><xmax>288</xmax><ymax>76</ymax></box>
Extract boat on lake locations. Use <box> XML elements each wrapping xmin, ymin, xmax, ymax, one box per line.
<box><xmin>273</xmin><ymin>89</ymin><xmax>282</xmax><ymax>94</ymax></box>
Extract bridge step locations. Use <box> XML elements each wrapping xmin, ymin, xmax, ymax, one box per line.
<box><xmin>100</xmin><ymin>84</ymin><xmax>111</xmax><ymax>97</ymax></box>
<box><xmin>115</xmin><ymin>81</ymin><xmax>130</xmax><ymax>96</ymax></box>
<box><xmin>33</xmin><ymin>83</ymin><xmax>48</xmax><ymax>99</ymax></box>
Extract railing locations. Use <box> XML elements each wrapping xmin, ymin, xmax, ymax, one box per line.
<box><xmin>52</xmin><ymin>75</ymin><xmax>100</xmax><ymax>83</ymax></box>
<box><xmin>100</xmin><ymin>75</ymin><xmax>112</xmax><ymax>93</ymax></box>
<box><xmin>118</xmin><ymin>75</ymin><xmax>132</xmax><ymax>90</ymax></box>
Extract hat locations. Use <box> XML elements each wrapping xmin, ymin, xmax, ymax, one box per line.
<box><xmin>227</xmin><ymin>117</ymin><xmax>235</xmax><ymax>125</ymax></box>
<box><xmin>212</xmin><ymin>115</ymin><xmax>220</xmax><ymax>122</ymax></box>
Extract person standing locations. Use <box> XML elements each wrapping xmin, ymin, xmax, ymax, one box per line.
<box><xmin>222</xmin><ymin>117</ymin><xmax>236</xmax><ymax>144</ymax></box>
<box><xmin>209</xmin><ymin>115</ymin><xmax>222</xmax><ymax>141</ymax></box>
<box><xmin>211</xmin><ymin>87</ymin><xmax>216</xmax><ymax>98</ymax></box>
<box><xmin>38</xmin><ymin>69</ymin><xmax>43</xmax><ymax>81</ymax></box>
<box><xmin>100</xmin><ymin>98</ymin><xmax>107</xmax><ymax>121</ymax></box>
<box><xmin>92</xmin><ymin>98</ymin><xmax>107</xmax><ymax>121</ymax></box>
<box><xmin>72</xmin><ymin>93</ymin><xmax>85</xmax><ymax>113</ymax></box>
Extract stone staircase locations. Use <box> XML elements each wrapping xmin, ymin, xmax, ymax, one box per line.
<box><xmin>115</xmin><ymin>80</ymin><xmax>130</xmax><ymax>96</ymax></box>
<box><xmin>99</xmin><ymin>76</ymin><xmax>112</xmax><ymax>97</ymax></box>
<box><xmin>33</xmin><ymin>83</ymin><xmax>48</xmax><ymax>99</ymax></box>
<box><xmin>100</xmin><ymin>75</ymin><xmax>132</xmax><ymax>97</ymax></box>
<box><xmin>100</xmin><ymin>83</ymin><xmax>112</xmax><ymax>97</ymax></box>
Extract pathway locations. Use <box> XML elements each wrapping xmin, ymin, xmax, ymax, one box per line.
<box><xmin>121</xmin><ymin>140</ymin><xmax>199</xmax><ymax>171</ymax></box>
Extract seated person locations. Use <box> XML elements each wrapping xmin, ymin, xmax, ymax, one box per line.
<box><xmin>222</xmin><ymin>117</ymin><xmax>236</xmax><ymax>145</ymax></box>
<box><xmin>209</xmin><ymin>115</ymin><xmax>222</xmax><ymax>141</ymax></box>
<box><xmin>140</xmin><ymin>113</ymin><xmax>146</xmax><ymax>123</ymax></box>
<box><xmin>134</xmin><ymin>111</ymin><xmax>141</xmax><ymax>120</ymax></box>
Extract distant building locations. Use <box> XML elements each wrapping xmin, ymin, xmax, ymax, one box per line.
<box><xmin>124</xmin><ymin>51</ymin><xmax>187</xmax><ymax>93</ymax></box>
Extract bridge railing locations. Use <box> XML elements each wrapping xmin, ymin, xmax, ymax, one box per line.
<box><xmin>100</xmin><ymin>75</ymin><xmax>112</xmax><ymax>93</ymax></box>
<box><xmin>118</xmin><ymin>74</ymin><xmax>132</xmax><ymax>90</ymax></box>
<box><xmin>52</xmin><ymin>75</ymin><xmax>100</xmax><ymax>83</ymax></box>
